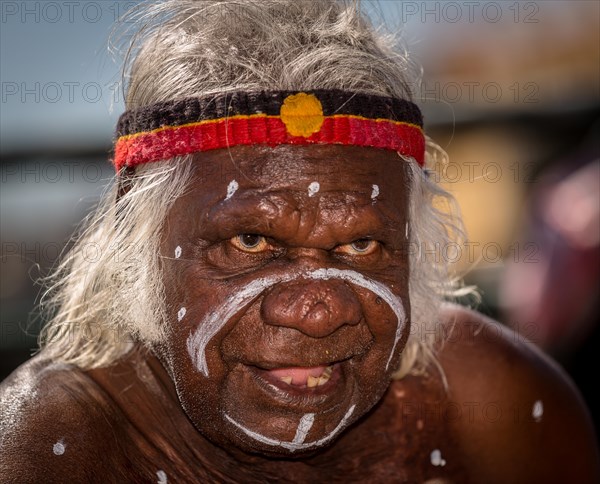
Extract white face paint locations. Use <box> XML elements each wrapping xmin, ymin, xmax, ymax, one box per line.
<box><xmin>177</xmin><ymin>307</ymin><xmax>187</xmax><ymax>322</ymax></box>
<box><xmin>292</xmin><ymin>413</ymin><xmax>315</xmax><ymax>445</ymax></box>
<box><xmin>430</xmin><ymin>449</ymin><xmax>446</xmax><ymax>466</ymax></box>
<box><xmin>371</xmin><ymin>184</ymin><xmax>380</xmax><ymax>199</ymax></box>
<box><xmin>226</xmin><ymin>405</ymin><xmax>356</xmax><ymax>452</ymax></box>
<box><xmin>53</xmin><ymin>440</ymin><xmax>65</xmax><ymax>456</ymax></box>
<box><xmin>532</xmin><ymin>400</ymin><xmax>543</xmax><ymax>422</ymax></box>
<box><xmin>174</xmin><ymin>246</ymin><xmax>182</xmax><ymax>259</ymax></box>
<box><xmin>225</xmin><ymin>180</ymin><xmax>239</xmax><ymax>200</ymax></box>
<box><xmin>308</xmin><ymin>181</ymin><xmax>320</xmax><ymax>197</ymax></box>
<box><xmin>187</xmin><ymin>268</ymin><xmax>407</xmax><ymax>377</ymax></box>
<box><xmin>156</xmin><ymin>470</ymin><xmax>168</xmax><ymax>484</ymax></box>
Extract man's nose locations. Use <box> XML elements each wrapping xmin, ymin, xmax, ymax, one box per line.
<box><xmin>260</xmin><ymin>279</ymin><xmax>362</xmax><ymax>338</ymax></box>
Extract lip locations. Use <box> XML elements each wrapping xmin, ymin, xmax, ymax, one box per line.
<box><xmin>242</xmin><ymin>361</ymin><xmax>348</xmax><ymax>409</ymax></box>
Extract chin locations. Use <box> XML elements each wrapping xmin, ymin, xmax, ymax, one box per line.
<box><xmin>206</xmin><ymin>359</ymin><xmax>391</xmax><ymax>457</ymax></box>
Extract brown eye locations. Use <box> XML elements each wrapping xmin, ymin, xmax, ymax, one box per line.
<box><xmin>336</xmin><ymin>239</ymin><xmax>379</xmax><ymax>256</ymax></box>
<box><xmin>230</xmin><ymin>234</ymin><xmax>270</xmax><ymax>253</ymax></box>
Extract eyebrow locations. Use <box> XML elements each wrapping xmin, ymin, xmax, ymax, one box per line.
<box><xmin>204</xmin><ymin>190</ymin><xmax>403</xmax><ymax>244</ymax></box>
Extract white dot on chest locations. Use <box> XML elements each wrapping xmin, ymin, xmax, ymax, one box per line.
<box><xmin>532</xmin><ymin>400</ymin><xmax>543</xmax><ymax>422</ymax></box>
<box><xmin>156</xmin><ymin>470</ymin><xmax>168</xmax><ymax>483</ymax></box>
<box><xmin>430</xmin><ymin>449</ymin><xmax>446</xmax><ymax>467</ymax></box>
<box><xmin>371</xmin><ymin>184</ymin><xmax>380</xmax><ymax>199</ymax></box>
<box><xmin>53</xmin><ymin>440</ymin><xmax>66</xmax><ymax>456</ymax></box>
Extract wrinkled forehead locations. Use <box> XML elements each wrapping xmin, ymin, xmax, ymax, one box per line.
<box><xmin>187</xmin><ymin>144</ymin><xmax>410</xmax><ymax>204</ymax></box>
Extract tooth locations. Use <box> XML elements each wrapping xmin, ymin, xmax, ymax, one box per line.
<box><xmin>319</xmin><ymin>370</ymin><xmax>331</xmax><ymax>384</ymax></box>
<box><xmin>317</xmin><ymin>375</ymin><xmax>329</xmax><ymax>386</ymax></box>
<box><xmin>322</xmin><ymin>366</ymin><xmax>333</xmax><ymax>377</ymax></box>
<box><xmin>307</xmin><ymin>376</ymin><xmax>319</xmax><ymax>388</ymax></box>
<box><xmin>279</xmin><ymin>376</ymin><xmax>292</xmax><ymax>385</ymax></box>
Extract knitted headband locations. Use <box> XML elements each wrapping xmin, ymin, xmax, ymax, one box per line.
<box><xmin>113</xmin><ymin>89</ymin><xmax>425</xmax><ymax>171</ymax></box>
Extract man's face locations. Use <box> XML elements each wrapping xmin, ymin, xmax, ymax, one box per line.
<box><xmin>159</xmin><ymin>144</ymin><xmax>411</xmax><ymax>456</ymax></box>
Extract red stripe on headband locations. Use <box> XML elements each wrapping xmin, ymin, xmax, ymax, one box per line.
<box><xmin>114</xmin><ymin>115</ymin><xmax>425</xmax><ymax>171</ymax></box>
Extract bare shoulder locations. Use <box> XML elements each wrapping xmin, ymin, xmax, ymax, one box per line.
<box><xmin>437</xmin><ymin>303</ymin><xmax>600</xmax><ymax>483</ymax></box>
<box><xmin>0</xmin><ymin>356</ymin><xmax>125</xmax><ymax>482</ymax></box>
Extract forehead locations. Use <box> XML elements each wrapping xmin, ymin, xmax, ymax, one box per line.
<box><xmin>166</xmin><ymin>144</ymin><xmax>410</xmax><ymax>256</ymax></box>
<box><xmin>189</xmin><ymin>144</ymin><xmax>409</xmax><ymax>202</ymax></box>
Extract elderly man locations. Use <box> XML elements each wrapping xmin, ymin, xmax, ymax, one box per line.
<box><xmin>1</xmin><ymin>1</ymin><xmax>598</xmax><ymax>482</ymax></box>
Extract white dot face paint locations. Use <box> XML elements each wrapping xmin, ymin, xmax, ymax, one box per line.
<box><xmin>53</xmin><ymin>440</ymin><xmax>65</xmax><ymax>456</ymax></box>
<box><xmin>371</xmin><ymin>184</ymin><xmax>380</xmax><ymax>200</ymax></box>
<box><xmin>532</xmin><ymin>400</ymin><xmax>543</xmax><ymax>422</ymax></box>
<box><xmin>177</xmin><ymin>307</ymin><xmax>187</xmax><ymax>322</ymax></box>
<box><xmin>156</xmin><ymin>470</ymin><xmax>168</xmax><ymax>484</ymax></box>
<box><xmin>187</xmin><ymin>268</ymin><xmax>407</xmax><ymax>377</ymax></box>
<box><xmin>174</xmin><ymin>246</ymin><xmax>182</xmax><ymax>259</ymax></box>
<box><xmin>226</xmin><ymin>405</ymin><xmax>356</xmax><ymax>452</ymax></box>
<box><xmin>308</xmin><ymin>181</ymin><xmax>320</xmax><ymax>197</ymax></box>
<box><xmin>430</xmin><ymin>449</ymin><xmax>446</xmax><ymax>466</ymax></box>
<box><xmin>225</xmin><ymin>180</ymin><xmax>239</xmax><ymax>200</ymax></box>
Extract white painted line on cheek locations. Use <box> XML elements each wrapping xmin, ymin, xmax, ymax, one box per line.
<box><xmin>307</xmin><ymin>268</ymin><xmax>407</xmax><ymax>371</ymax></box>
<box><xmin>225</xmin><ymin>180</ymin><xmax>239</xmax><ymax>200</ymax></box>
<box><xmin>53</xmin><ymin>440</ymin><xmax>65</xmax><ymax>455</ymax></box>
<box><xmin>187</xmin><ymin>269</ymin><xmax>406</xmax><ymax>377</ymax></box>
<box><xmin>226</xmin><ymin>405</ymin><xmax>356</xmax><ymax>452</ymax></box>
<box><xmin>174</xmin><ymin>246</ymin><xmax>182</xmax><ymax>259</ymax></box>
<box><xmin>187</xmin><ymin>274</ymin><xmax>295</xmax><ymax>376</ymax></box>
<box><xmin>156</xmin><ymin>470</ymin><xmax>168</xmax><ymax>483</ymax></box>
<box><xmin>532</xmin><ymin>400</ymin><xmax>543</xmax><ymax>422</ymax></box>
<box><xmin>308</xmin><ymin>181</ymin><xmax>320</xmax><ymax>197</ymax></box>
<box><xmin>177</xmin><ymin>307</ymin><xmax>187</xmax><ymax>322</ymax></box>
<box><xmin>371</xmin><ymin>184</ymin><xmax>380</xmax><ymax>199</ymax></box>
<box><xmin>292</xmin><ymin>413</ymin><xmax>315</xmax><ymax>445</ymax></box>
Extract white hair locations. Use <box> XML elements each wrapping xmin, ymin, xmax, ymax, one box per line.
<box><xmin>39</xmin><ymin>0</ymin><xmax>467</xmax><ymax>377</ymax></box>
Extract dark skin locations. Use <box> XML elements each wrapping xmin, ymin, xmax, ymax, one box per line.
<box><xmin>1</xmin><ymin>145</ymin><xmax>599</xmax><ymax>483</ymax></box>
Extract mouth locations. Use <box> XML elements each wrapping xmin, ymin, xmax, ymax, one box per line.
<box><xmin>242</xmin><ymin>360</ymin><xmax>347</xmax><ymax>407</ymax></box>
<box><xmin>268</xmin><ymin>364</ymin><xmax>334</xmax><ymax>387</ymax></box>
<box><xmin>221</xmin><ymin>358</ymin><xmax>361</xmax><ymax>454</ymax></box>
<box><xmin>254</xmin><ymin>363</ymin><xmax>338</xmax><ymax>389</ymax></box>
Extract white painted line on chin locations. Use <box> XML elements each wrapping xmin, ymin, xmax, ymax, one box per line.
<box><xmin>292</xmin><ymin>413</ymin><xmax>315</xmax><ymax>445</ymax></box>
<box><xmin>225</xmin><ymin>405</ymin><xmax>356</xmax><ymax>452</ymax></box>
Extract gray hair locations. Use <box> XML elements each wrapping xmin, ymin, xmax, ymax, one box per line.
<box><xmin>40</xmin><ymin>0</ymin><xmax>466</xmax><ymax>377</ymax></box>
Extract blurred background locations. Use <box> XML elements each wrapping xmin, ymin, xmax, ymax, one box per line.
<box><xmin>1</xmin><ymin>1</ymin><xmax>599</xmax><ymax>428</ymax></box>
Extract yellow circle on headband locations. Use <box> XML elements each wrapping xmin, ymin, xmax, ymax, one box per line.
<box><xmin>280</xmin><ymin>92</ymin><xmax>325</xmax><ymax>137</ymax></box>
